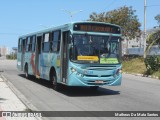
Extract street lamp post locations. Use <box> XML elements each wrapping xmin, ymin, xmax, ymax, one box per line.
<box><xmin>61</xmin><ymin>9</ymin><xmax>83</xmax><ymax>22</ymax></box>
<box><xmin>144</xmin><ymin>0</ymin><xmax>147</xmax><ymax>58</ymax></box>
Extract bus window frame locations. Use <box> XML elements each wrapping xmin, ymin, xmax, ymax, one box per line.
<box><xmin>18</xmin><ymin>38</ymin><xmax>22</xmax><ymax>52</ymax></box>
<box><xmin>26</xmin><ymin>36</ymin><xmax>36</xmax><ymax>53</ymax></box>
<box><xmin>31</xmin><ymin>35</ymin><xmax>36</xmax><ymax>52</ymax></box>
<box><xmin>42</xmin><ymin>32</ymin><xmax>50</xmax><ymax>53</ymax></box>
<box><xmin>70</xmin><ymin>34</ymin><xmax>122</xmax><ymax>64</ymax></box>
<box><xmin>51</xmin><ymin>30</ymin><xmax>61</xmax><ymax>53</ymax></box>
<box><xmin>26</xmin><ymin>37</ymin><xmax>30</xmax><ymax>52</ymax></box>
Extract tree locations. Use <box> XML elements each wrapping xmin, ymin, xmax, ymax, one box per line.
<box><xmin>88</xmin><ymin>6</ymin><xmax>141</xmax><ymax>39</ymax></box>
<box><xmin>145</xmin><ymin>30</ymin><xmax>160</xmax><ymax>56</ymax></box>
<box><xmin>155</xmin><ymin>14</ymin><xmax>160</xmax><ymax>26</ymax></box>
<box><xmin>145</xmin><ymin>14</ymin><xmax>160</xmax><ymax>56</ymax></box>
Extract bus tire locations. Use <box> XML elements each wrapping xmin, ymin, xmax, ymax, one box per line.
<box><xmin>50</xmin><ymin>72</ymin><xmax>60</xmax><ymax>91</ymax></box>
<box><xmin>24</xmin><ymin>64</ymin><xmax>29</xmax><ymax>79</ymax></box>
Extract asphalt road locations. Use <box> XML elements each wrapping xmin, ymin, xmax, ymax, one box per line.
<box><xmin>0</xmin><ymin>59</ymin><xmax>160</xmax><ymax>120</ymax></box>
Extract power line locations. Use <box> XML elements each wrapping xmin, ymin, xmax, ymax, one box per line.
<box><xmin>61</xmin><ymin>9</ymin><xmax>83</xmax><ymax>22</ymax></box>
<box><xmin>101</xmin><ymin>0</ymin><xmax>118</xmax><ymax>12</ymax></box>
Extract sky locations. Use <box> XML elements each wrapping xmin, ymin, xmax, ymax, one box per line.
<box><xmin>0</xmin><ymin>0</ymin><xmax>160</xmax><ymax>49</ymax></box>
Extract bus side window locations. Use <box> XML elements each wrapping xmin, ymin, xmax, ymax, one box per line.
<box><xmin>30</xmin><ymin>37</ymin><xmax>33</xmax><ymax>52</ymax></box>
<box><xmin>52</xmin><ymin>30</ymin><xmax>61</xmax><ymax>52</ymax></box>
<box><xmin>22</xmin><ymin>39</ymin><xmax>26</xmax><ymax>52</ymax></box>
<box><xmin>49</xmin><ymin>32</ymin><xmax>53</xmax><ymax>52</ymax></box>
<box><xmin>26</xmin><ymin>37</ymin><xmax>30</xmax><ymax>52</ymax></box>
<box><xmin>18</xmin><ymin>38</ymin><xmax>22</xmax><ymax>52</ymax></box>
<box><xmin>42</xmin><ymin>33</ymin><xmax>50</xmax><ymax>52</ymax></box>
<box><xmin>58</xmin><ymin>31</ymin><xmax>61</xmax><ymax>51</ymax></box>
<box><xmin>26</xmin><ymin>37</ymin><xmax>33</xmax><ymax>52</ymax></box>
<box><xmin>32</xmin><ymin>36</ymin><xmax>36</xmax><ymax>52</ymax></box>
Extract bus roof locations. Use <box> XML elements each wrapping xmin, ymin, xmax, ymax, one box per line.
<box><xmin>19</xmin><ymin>21</ymin><xmax>121</xmax><ymax>38</ymax></box>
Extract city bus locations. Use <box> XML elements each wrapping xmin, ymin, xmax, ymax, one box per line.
<box><xmin>17</xmin><ymin>21</ymin><xmax>122</xmax><ymax>90</ymax></box>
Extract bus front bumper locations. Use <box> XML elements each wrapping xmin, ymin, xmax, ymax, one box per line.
<box><xmin>67</xmin><ymin>73</ymin><xmax>122</xmax><ymax>86</ymax></box>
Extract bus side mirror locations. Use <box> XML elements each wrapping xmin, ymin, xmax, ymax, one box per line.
<box><xmin>121</xmin><ymin>36</ymin><xmax>125</xmax><ymax>41</ymax></box>
<box><xmin>68</xmin><ymin>34</ymin><xmax>72</xmax><ymax>44</ymax></box>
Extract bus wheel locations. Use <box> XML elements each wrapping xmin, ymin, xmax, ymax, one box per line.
<box><xmin>25</xmin><ymin>64</ymin><xmax>29</xmax><ymax>79</ymax></box>
<box><xmin>90</xmin><ymin>86</ymin><xmax>99</xmax><ymax>91</ymax></box>
<box><xmin>50</xmin><ymin>73</ymin><xmax>60</xmax><ymax>91</ymax></box>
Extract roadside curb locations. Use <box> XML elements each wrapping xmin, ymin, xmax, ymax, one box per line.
<box><xmin>0</xmin><ymin>75</ymin><xmax>43</xmax><ymax>120</ymax></box>
<box><xmin>122</xmin><ymin>72</ymin><xmax>159</xmax><ymax>80</ymax></box>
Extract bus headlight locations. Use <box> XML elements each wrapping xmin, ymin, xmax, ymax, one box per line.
<box><xmin>116</xmin><ymin>68</ymin><xmax>122</xmax><ymax>75</ymax></box>
<box><xmin>71</xmin><ymin>67</ymin><xmax>76</xmax><ymax>73</ymax></box>
<box><xmin>114</xmin><ymin>68</ymin><xmax>122</xmax><ymax>78</ymax></box>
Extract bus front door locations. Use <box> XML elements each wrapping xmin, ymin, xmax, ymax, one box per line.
<box><xmin>61</xmin><ymin>31</ymin><xmax>69</xmax><ymax>83</ymax></box>
<box><xmin>35</xmin><ymin>36</ymin><xmax>42</xmax><ymax>78</ymax></box>
<box><xmin>21</xmin><ymin>39</ymin><xmax>26</xmax><ymax>71</ymax></box>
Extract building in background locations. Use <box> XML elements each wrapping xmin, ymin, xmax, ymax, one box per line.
<box><xmin>0</xmin><ymin>46</ymin><xmax>10</xmax><ymax>56</ymax></box>
<box><xmin>122</xmin><ymin>26</ymin><xmax>160</xmax><ymax>56</ymax></box>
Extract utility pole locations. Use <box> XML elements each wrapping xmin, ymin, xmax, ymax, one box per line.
<box><xmin>144</xmin><ymin>0</ymin><xmax>147</xmax><ymax>58</ymax></box>
<box><xmin>61</xmin><ymin>9</ymin><xmax>83</xmax><ymax>22</ymax></box>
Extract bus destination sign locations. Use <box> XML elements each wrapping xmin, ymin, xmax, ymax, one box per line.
<box><xmin>73</xmin><ymin>23</ymin><xmax>121</xmax><ymax>34</ymax></box>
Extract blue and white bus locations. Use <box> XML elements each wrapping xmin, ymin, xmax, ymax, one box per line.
<box><xmin>17</xmin><ymin>21</ymin><xmax>122</xmax><ymax>90</ymax></box>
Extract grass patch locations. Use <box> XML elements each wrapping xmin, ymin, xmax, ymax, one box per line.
<box><xmin>122</xmin><ymin>57</ymin><xmax>147</xmax><ymax>74</ymax></box>
<box><xmin>122</xmin><ymin>56</ymin><xmax>160</xmax><ymax>80</ymax></box>
<box><xmin>152</xmin><ymin>71</ymin><xmax>160</xmax><ymax>79</ymax></box>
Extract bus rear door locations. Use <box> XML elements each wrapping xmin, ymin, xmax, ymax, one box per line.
<box><xmin>35</xmin><ymin>35</ymin><xmax>42</xmax><ymax>78</ymax></box>
<box><xmin>21</xmin><ymin>39</ymin><xmax>26</xmax><ymax>71</ymax></box>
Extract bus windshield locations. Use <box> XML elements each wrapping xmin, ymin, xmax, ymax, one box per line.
<box><xmin>70</xmin><ymin>34</ymin><xmax>121</xmax><ymax>64</ymax></box>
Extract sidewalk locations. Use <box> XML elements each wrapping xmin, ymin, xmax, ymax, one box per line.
<box><xmin>0</xmin><ymin>77</ymin><xmax>41</xmax><ymax>120</ymax></box>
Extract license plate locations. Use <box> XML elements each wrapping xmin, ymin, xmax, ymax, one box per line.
<box><xmin>95</xmin><ymin>80</ymin><xmax>104</xmax><ymax>83</ymax></box>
